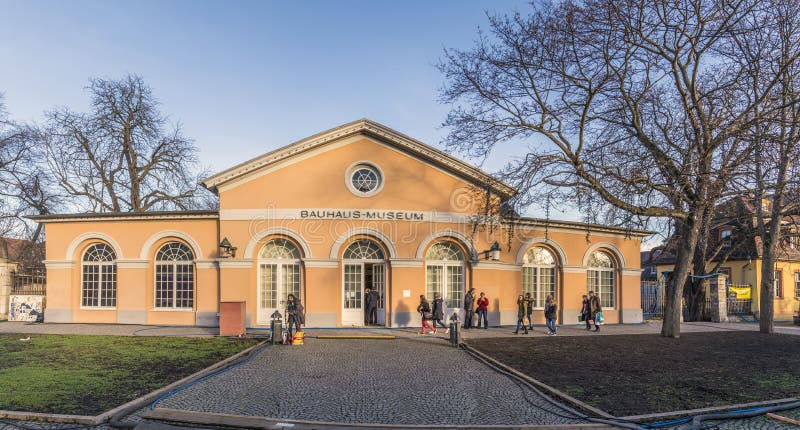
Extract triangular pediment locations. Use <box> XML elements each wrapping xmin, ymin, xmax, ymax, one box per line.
<box><xmin>201</xmin><ymin>119</ymin><xmax>517</xmax><ymax>200</ymax></box>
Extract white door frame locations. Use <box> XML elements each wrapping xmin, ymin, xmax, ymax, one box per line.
<box><xmin>257</xmin><ymin>261</ymin><xmax>301</xmax><ymax>325</ymax></box>
<box><xmin>341</xmin><ymin>261</ymin><xmax>386</xmax><ymax>326</ymax></box>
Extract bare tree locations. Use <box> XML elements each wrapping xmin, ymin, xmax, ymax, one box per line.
<box><xmin>439</xmin><ymin>0</ymin><xmax>790</xmax><ymax>337</ymax></box>
<box><xmin>732</xmin><ymin>0</ymin><xmax>800</xmax><ymax>333</ymax></box>
<box><xmin>44</xmin><ymin>74</ymin><xmax>214</xmax><ymax>212</ymax></box>
<box><xmin>0</xmin><ymin>94</ymin><xmax>56</xmax><ymax>265</ymax></box>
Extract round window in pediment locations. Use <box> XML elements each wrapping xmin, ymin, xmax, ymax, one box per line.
<box><xmin>345</xmin><ymin>162</ymin><xmax>383</xmax><ymax>197</ymax></box>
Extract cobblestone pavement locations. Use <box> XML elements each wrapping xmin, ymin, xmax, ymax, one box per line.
<box><xmin>155</xmin><ymin>337</ymin><xmax>580</xmax><ymax>426</ymax></box>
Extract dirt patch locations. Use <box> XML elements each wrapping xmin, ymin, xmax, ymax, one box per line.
<box><xmin>469</xmin><ymin>331</ymin><xmax>800</xmax><ymax>416</ymax></box>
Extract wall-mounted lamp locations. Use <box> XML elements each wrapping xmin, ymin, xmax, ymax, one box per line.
<box><xmin>482</xmin><ymin>241</ymin><xmax>501</xmax><ymax>261</ymax></box>
<box><xmin>219</xmin><ymin>237</ymin><xmax>237</xmax><ymax>258</ymax></box>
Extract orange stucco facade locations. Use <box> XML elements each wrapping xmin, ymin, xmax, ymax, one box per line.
<box><xmin>36</xmin><ymin>120</ymin><xmax>647</xmax><ymax>328</ymax></box>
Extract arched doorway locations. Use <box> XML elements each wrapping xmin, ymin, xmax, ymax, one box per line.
<box><xmin>257</xmin><ymin>238</ymin><xmax>302</xmax><ymax>324</ymax></box>
<box><xmin>341</xmin><ymin>238</ymin><xmax>386</xmax><ymax>326</ymax></box>
<box><xmin>425</xmin><ymin>241</ymin><xmax>466</xmax><ymax>320</ymax></box>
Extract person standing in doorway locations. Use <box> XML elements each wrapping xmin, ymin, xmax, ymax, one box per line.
<box><xmin>581</xmin><ymin>294</ymin><xmax>591</xmax><ymax>331</ymax></box>
<box><xmin>368</xmin><ymin>287</ymin><xmax>379</xmax><ymax>325</ymax></box>
<box><xmin>285</xmin><ymin>293</ymin><xmax>304</xmax><ymax>341</ymax></box>
<box><xmin>544</xmin><ymin>295</ymin><xmax>558</xmax><ymax>335</ymax></box>
<box><xmin>364</xmin><ymin>287</ymin><xmax>374</xmax><ymax>326</ymax></box>
<box><xmin>463</xmin><ymin>288</ymin><xmax>476</xmax><ymax>329</ymax></box>
<box><xmin>589</xmin><ymin>291</ymin><xmax>602</xmax><ymax>332</ymax></box>
<box><xmin>525</xmin><ymin>292</ymin><xmax>534</xmax><ymax>330</ymax></box>
<box><xmin>431</xmin><ymin>292</ymin><xmax>450</xmax><ymax>334</ymax></box>
<box><xmin>514</xmin><ymin>295</ymin><xmax>529</xmax><ymax>334</ymax></box>
<box><xmin>476</xmin><ymin>292</ymin><xmax>489</xmax><ymax>329</ymax></box>
<box><xmin>417</xmin><ymin>294</ymin><xmax>436</xmax><ymax>334</ymax></box>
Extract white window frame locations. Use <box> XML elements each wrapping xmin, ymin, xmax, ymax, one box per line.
<box><xmin>794</xmin><ymin>272</ymin><xmax>800</xmax><ymax>299</ymax></box>
<box><xmin>257</xmin><ymin>239</ymin><xmax>302</xmax><ymax>324</ymax></box>
<box><xmin>425</xmin><ymin>241</ymin><xmax>465</xmax><ymax>309</ymax></box>
<box><xmin>153</xmin><ymin>242</ymin><xmax>195</xmax><ymax>311</ymax></box>
<box><xmin>522</xmin><ymin>247</ymin><xmax>557</xmax><ymax>309</ymax></box>
<box><xmin>80</xmin><ymin>243</ymin><xmax>117</xmax><ymax>310</ymax></box>
<box><xmin>587</xmin><ymin>251</ymin><xmax>616</xmax><ymax>309</ymax></box>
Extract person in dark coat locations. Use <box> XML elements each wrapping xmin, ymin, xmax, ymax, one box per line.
<box><xmin>581</xmin><ymin>294</ymin><xmax>591</xmax><ymax>330</ymax></box>
<box><xmin>417</xmin><ymin>294</ymin><xmax>436</xmax><ymax>334</ymax></box>
<box><xmin>285</xmin><ymin>293</ymin><xmax>304</xmax><ymax>340</ymax></box>
<box><xmin>431</xmin><ymin>292</ymin><xmax>449</xmax><ymax>333</ymax></box>
<box><xmin>544</xmin><ymin>295</ymin><xmax>558</xmax><ymax>335</ymax></box>
<box><xmin>368</xmin><ymin>288</ymin><xmax>380</xmax><ymax>325</ymax></box>
<box><xmin>589</xmin><ymin>291</ymin><xmax>602</xmax><ymax>332</ymax></box>
<box><xmin>463</xmin><ymin>288</ymin><xmax>476</xmax><ymax>329</ymax></box>
<box><xmin>525</xmin><ymin>292</ymin><xmax>534</xmax><ymax>330</ymax></box>
<box><xmin>514</xmin><ymin>295</ymin><xmax>529</xmax><ymax>334</ymax></box>
<box><xmin>364</xmin><ymin>287</ymin><xmax>373</xmax><ymax>325</ymax></box>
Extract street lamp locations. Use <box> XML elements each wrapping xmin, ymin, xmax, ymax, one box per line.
<box><xmin>482</xmin><ymin>241</ymin><xmax>501</xmax><ymax>261</ymax></box>
<box><xmin>219</xmin><ymin>237</ymin><xmax>237</xmax><ymax>258</ymax></box>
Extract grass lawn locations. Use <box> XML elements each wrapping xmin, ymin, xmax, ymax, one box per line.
<box><xmin>470</xmin><ymin>331</ymin><xmax>800</xmax><ymax>417</ymax></box>
<box><xmin>0</xmin><ymin>334</ymin><xmax>259</xmax><ymax>415</ymax></box>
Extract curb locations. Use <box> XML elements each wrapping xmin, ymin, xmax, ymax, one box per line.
<box><xmin>459</xmin><ymin>342</ymin><xmax>615</xmax><ymax>419</ymax></box>
<box><xmin>621</xmin><ymin>397</ymin><xmax>800</xmax><ymax>421</ymax></box>
<box><xmin>0</xmin><ymin>339</ymin><xmax>267</xmax><ymax>425</ymax></box>
<box><xmin>141</xmin><ymin>408</ymin><xmax>611</xmax><ymax>429</ymax></box>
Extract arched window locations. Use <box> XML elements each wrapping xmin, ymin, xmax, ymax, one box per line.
<box><xmin>425</xmin><ymin>241</ymin><xmax>465</xmax><ymax>308</ymax></box>
<box><xmin>82</xmin><ymin>243</ymin><xmax>116</xmax><ymax>308</ymax></box>
<box><xmin>258</xmin><ymin>238</ymin><xmax>302</xmax><ymax>323</ymax></box>
<box><xmin>155</xmin><ymin>242</ymin><xmax>194</xmax><ymax>309</ymax></box>
<box><xmin>587</xmin><ymin>251</ymin><xmax>615</xmax><ymax>308</ymax></box>
<box><xmin>522</xmin><ymin>247</ymin><xmax>556</xmax><ymax>309</ymax></box>
<box><xmin>343</xmin><ymin>239</ymin><xmax>385</xmax><ymax>260</ymax></box>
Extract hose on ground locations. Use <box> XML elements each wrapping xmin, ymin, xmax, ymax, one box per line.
<box><xmin>683</xmin><ymin>400</ymin><xmax>800</xmax><ymax>430</ymax></box>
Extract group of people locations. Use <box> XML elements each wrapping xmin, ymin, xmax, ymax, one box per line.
<box><xmin>416</xmin><ymin>289</ymin><xmax>605</xmax><ymax>335</ymax></box>
<box><xmin>513</xmin><ymin>293</ymin><xmax>558</xmax><ymax>335</ymax></box>
<box><xmin>581</xmin><ymin>291</ymin><xmax>603</xmax><ymax>332</ymax></box>
<box><xmin>286</xmin><ymin>288</ymin><xmax>604</xmax><ymax>338</ymax></box>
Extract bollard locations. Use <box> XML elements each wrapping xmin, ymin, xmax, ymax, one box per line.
<box><xmin>449</xmin><ymin>312</ymin><xmax>460</xmax><ymax>346</ymax></box>
<box><xmin>270</xmin><ymin>310</ymin><xmax>283</xmax><ymax>345</ymax></box>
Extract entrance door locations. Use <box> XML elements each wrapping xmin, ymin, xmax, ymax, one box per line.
<box><xmin>258</xmin><ymin>263</ymin><xmax>300</xmax><ymax>324</ymax></box>
<box><xmin>256</xmin><ymin>238</ymin><xmax>302</xmax><ymax>325</ymax></box>
<box><xmin>341</xmin><ymin>238</ymin><xmax>387</xmax><ymax>326</ymax></box>
<box><xmin>342</xmin><ymin>263</ymin><xmax>363</xmax><ymax>326</ymax></box>
<box><xmin>373</xmin><ymin>263</ymin><xmax>386</xmax><ymax>325</ymax></box>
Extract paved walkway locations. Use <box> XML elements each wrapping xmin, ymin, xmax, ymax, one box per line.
<box><xmin>155</xmin><ymin>337</ymin><xmax>580</xmax><ymax>426</ymax></box>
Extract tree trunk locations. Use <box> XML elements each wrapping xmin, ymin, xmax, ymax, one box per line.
<box><xmin>662</xmin><ymin>215</ymin><xmax>702</xmax><ymax>338</ymax></box>
<box><xmin>759</xmin><ymin>254</ymin><xmax>775</xmax><ymax>333</ymax></box>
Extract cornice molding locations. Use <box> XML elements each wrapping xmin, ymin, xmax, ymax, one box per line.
<box><xmin>218</xmin><ymin>259</ymin><xmax>254</xmax><ymax>269</ymax></box>
<box><xmin>200</xmin><ymin>119</ymin><xmax>517</xmax><ymax>199</ymax></box>
<box><xmin>116</xmin><ymin>259</ymin><xmax>148</xmax><ymax>269</ymax></box>
<box><xmin>303</xmin><ymin>258</ymin><xmax>339</xmax><ymax>268</ymax></box>
<box><xmin>43</xmin><ymin>260</ymin><xmax>75</xmax><ymax>269</ymax></box>
<box><xmin>389</xmin><ymin>258</ymin><xmax>423</xmax><ymax>268</ymax></box>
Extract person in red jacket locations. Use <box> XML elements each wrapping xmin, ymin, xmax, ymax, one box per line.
<box><xmin>475</xmin><ymin>292</ymin><xmax>489</xmax><ymax>329</ymax></box>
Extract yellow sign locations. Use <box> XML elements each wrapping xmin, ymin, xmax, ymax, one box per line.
<box><xmin>729</xmin><ymin>287</ymin><xmax>751</xmax><ymax>299</ymax></box>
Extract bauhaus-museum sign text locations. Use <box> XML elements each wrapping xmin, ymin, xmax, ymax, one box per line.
<box><xmin>300</xmin><ymin>210</ymin><xmax>425</xmax><ymax>221</ymax></box>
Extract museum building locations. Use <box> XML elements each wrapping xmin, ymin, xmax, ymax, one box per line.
<box><xmin>31</xmin><ymin>119</ymin><xmax>648</xmax><ymax>328</ymax></box>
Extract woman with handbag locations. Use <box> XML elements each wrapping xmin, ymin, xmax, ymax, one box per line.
<box><xmin>580</xmin><ymin>294</ymin><xmax>591</xmax><ymax>330</ymax></box>
<box><xmin>417</xmin><ymin>295</ymin><xmax>436</xmax><ymax>335</ymax></box>
<box><xmin>589</xmin><ymin>291</ymin><xmax>603</xmax><ymax>332</ymax></box>
<box><xmin>514</xmin><ymin>295</ymin><xmax>529</xmax><ymax>334</ymax></box>
<box><xmin>431</xmin><ymin>292</ymin><xmax>450</xmax><ymax>334</ymax></box>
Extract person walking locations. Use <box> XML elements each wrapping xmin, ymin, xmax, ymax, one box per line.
<box><xmin>581</xmin><ymin>294</ymin><xmax>591</xmax><ymax>331</ymax></box>
<box><xmin>285</xmin><ymin>293</ymin><xmax>304</xmax><ymax>341</ymax></box>
<box><xmin>514</xmin><ymin>295</ymin><xmax>529</xmax><ymax>334</ymax></box>
<box><xmin>463</xmin><ymin>288</ymin><xmax>476</xmax><ymax>329</ymax></box>
<box><xmin>544</xmin><ymin>295</ymin><xmax>558</xmax><ymax>335</ymax></box>
<box><xmin>431</xmin><ymin>292</ymin><xmax>450</xmax><ymax>333</ymax></box>
<box><xmin>525</xmin><ymin>292</ymin><xmax>534</xmax><ymax>330</ymax></box>
<box><xmin>476</xmin><ymin>292</ymin><xmax>489</xmax><ymax>329</ymax></box>
<box><xmin>589</xmin><ymin>291</ymin><xmax>602</xmax><ymax>332</ymax></box>
<box><xmin>417</xmin><ymin>294</ymin><xmax>436</xmax><ymax>334</ymax></box>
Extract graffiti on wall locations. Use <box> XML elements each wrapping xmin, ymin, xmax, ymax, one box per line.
<box><xmin>9</xmin><ymin>295</ymin><xmax>44</xmax><ymax>322</ymax></box>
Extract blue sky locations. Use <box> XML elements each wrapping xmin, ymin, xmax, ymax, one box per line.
<box><xmin>1</xmin><ymin>1</ymin><xmax>593</xmax><ymax>221</ymax></box>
